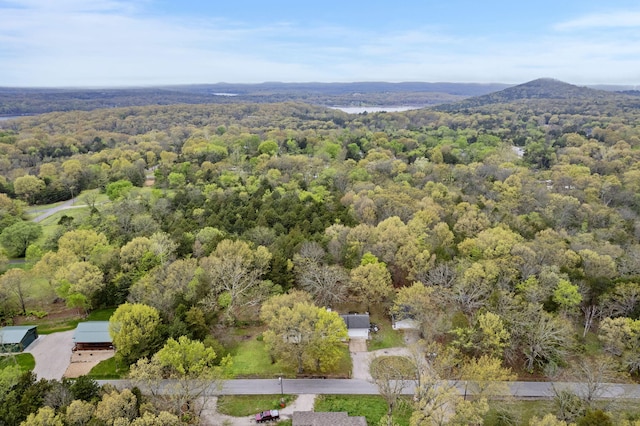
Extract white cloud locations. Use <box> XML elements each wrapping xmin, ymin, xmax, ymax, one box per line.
<box><xmin>1</xmin><ymin>1</ymin><xmax>640</xmax><ymax>86</ymax></box>
<box><xmin>555</xmin><ymin>11</ymin><xmax>640</xmax><ymax>31</ymax></box>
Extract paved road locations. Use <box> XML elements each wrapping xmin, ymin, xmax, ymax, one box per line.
<box><xmin>31</xmin><ymin>198</ymin><xmax>85</xmax><ymax>223</ymax></box>
<box><xmin>99</xmin><ymin>378</ymin><xmax>640</xmax><ymax>399</ymax></box>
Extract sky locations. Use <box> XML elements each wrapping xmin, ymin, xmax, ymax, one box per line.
<box><xmin>1</xmin><ymin>0</ymin><xmax>640</xmax><ymax>87</ymax></box>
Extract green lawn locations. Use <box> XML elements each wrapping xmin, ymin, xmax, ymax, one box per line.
<box><xmin>226</xmin><ymin>332</ymin><xmax>351</xmax><ymax>378</ymax></box>
<box><xmin>227</xmin><ymin>335</ymin><xmax>295</xmax><ymax>378</ymax></box>
<box><xmin>87</xmin><ymin>307</ymin><xmax>116</xmax><ymax>321</ymax></box>
<box><xmin>217</xmin><ymin>394</ymin><xmax>296</xmax><ymax>416</ymax></box>
<box><xmin>368</xmin><ymin>325</ymin><xmax>405</xmax><ymax>351</ymax></box>
<box><xmin>315</xmin><ymin>394</ymin><xmax>413</xmax><ymax>426</ymax></box>
<box><xmin>0</xmin><ymin>353</ymin><xmax>35</xmax><ymax>372</ymax></box>
<box><xmin>87</xmin><ymin>357</ymin><xmax>129</xmax><ymax>379</ymax></box>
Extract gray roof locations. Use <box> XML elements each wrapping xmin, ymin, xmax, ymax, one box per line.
<box><xmin>74</xmin><ymin>321</ymin><xmax>112</xmax><ymax>344</ymax></box>
<box><xmin>293</xmin><ymin>411</ymin><xmax>367</xmax><ymax>426</ymax></box>
<box><xmin>0</xmin><ymin>326</ymin><xmax>37</xmax><ymax>344</ymax></box>
<box><xmin>340</xmin><ymin>314</ymin><xmax>370</xmax><ymax>330</ymax></box>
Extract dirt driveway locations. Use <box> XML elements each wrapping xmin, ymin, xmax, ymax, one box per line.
<box><xmin>26</xmin><ymin>330</ymin><xmax>74</xmax><ymax>380</ymax></box>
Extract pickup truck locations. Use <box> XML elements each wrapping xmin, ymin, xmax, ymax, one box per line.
<box><xmin>255</xmin><ymin>409</ymin><xmax>280</xmax><ymax>423</ymax></box>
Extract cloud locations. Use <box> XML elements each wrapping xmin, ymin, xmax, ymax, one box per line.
<box><xmin>1</xmin><ymin>0</ymin><xmax>640</xmax><ymax>86</ymax></box>
<box><xmin>555</xmin><ymin>11</ymin><xmax>640</xmax><ymax>31</ymax></box>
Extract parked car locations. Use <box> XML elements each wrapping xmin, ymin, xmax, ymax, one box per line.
<box><xmin>255</xmin><ymin>409</ymin><xmax>280</xmax><ymax>423</ymax></box>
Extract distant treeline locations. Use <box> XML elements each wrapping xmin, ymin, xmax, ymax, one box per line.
<box><xmin>0</xmin><ymin>82</ymin><xmax>513</xmax><ymax>116</ymax></box>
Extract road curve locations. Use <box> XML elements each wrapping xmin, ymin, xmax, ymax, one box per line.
<box><xmin>31</xmin><ymin>199</ymin><xmax>85</xmax><ymax>223</ymax></box>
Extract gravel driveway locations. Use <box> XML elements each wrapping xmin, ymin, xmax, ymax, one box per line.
<box><xmin>26</xmin><ymin>330</ymin><xmax>74</xmax><ymax>380</ymax></box>
<box><xmin>200</xmin><ymin>394</ymin><xmax>316</xmax><ymax>426</ymax></box>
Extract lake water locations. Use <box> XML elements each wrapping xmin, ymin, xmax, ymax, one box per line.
<box><xmin>329</xmin><ymin>106</ymin><xmax>423</xmax><ymax>114</ymax></box>
<box><xmin>0</xmin><ymin>116</ymin><xmax>20</xmax><ymax>121</ymax></box>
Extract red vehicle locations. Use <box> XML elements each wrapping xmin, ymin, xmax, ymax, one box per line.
<box><xmin>255</xmin><ymin>409</ymin><xmax>280</xmax><ymax>423</ymax></box>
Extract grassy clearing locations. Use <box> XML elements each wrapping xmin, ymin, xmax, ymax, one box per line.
<box><xmin>217</xmin><ymin>394</ymin><xmax>296</xmax><ymax>416</ymax></box>
<box><xmin>315</xmin><ymin>394</ymin><xmax>412</xmax><ymax>426</ymax></box>
<box><xmin>0</xmin><ymin>353</ymin><xmax>35</xmax><ymax>372</ymax></box>
<box><xmin>36</xmin><ymin>207</ymin><xmax>91</xmax><ymax>245</ymax></box>
<box><xmin>87</xmin><ymin>307</ymin><xmax>116</xmax><ymax>321</ymax></box>
<box><xmin>32</xmin><ymin>318</ymin><xmax>81</xmax><ymax>334</ymax></box>
<box><xmin>227</xmin><ymin>336</ymin><xmax>295</xmax><ymax>378</ymax></box>
<box><xmin>225</xmin><ymin>328</ymin><xmax>351</xmax><ymax>378</ymax></box>
<box><xmin>368</xmin><ymin>326</ymin><xmax>405</xmax><ymax>351</ymax></box>
<box><xmin>87</xmin><ymin>357</ymin><xmax>129</xmax><ymax>379</ymax></box>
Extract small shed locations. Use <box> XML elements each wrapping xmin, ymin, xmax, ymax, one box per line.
<box><xmin>0</xmin><ymin>325</ymin><xmax>38</xmax><ymax>352</ymax></box>
<box><xmin>293</xmin><ymin>411</ymin><xmax>367</xmax><ymax>426</ymax></box>
<box><xmin>73</xmin><ymin>321</ymin><xmax>113</xmax><ymax>351</ymax></box>
<box><xmin>340</xmin><ymin>313</ymin><xmax>370</xmax><ymax>340</ymax></box>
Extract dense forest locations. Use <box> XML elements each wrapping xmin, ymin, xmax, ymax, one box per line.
<box><xmin>2</xmin><ymin>78</ymin><xmax>640</xmax><ymax>425</ymax></box>
<box><xmin>0</xmin><ymin>82</ymin><xmax>509</xmax><ymax>115</ymax></box>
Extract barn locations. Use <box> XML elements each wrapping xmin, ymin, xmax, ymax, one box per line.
<box><xmin>73</xmin><ymin>321</ymin><xmax>113</xmax><ymax>351</ymax></box>
<box><xmin>0</xmin><ymin>325</ymin><xmax>38</xmax><ymax>352</ymax></box>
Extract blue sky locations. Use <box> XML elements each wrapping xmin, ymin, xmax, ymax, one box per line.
<box><xmin>1</xmin><ymin>0</ymin><xmax>639</xmax><ymax>87</ymax></box>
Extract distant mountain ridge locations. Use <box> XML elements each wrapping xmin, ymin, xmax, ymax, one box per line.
<box><xmin>433</xmin><ymin>78</ymin><xmax>623</xmax><ymax>112</ymax></box>
<box><xmin>1</xmin><ymin>79</ymin><xmax>637</xmax><ymax>116</ymax></box>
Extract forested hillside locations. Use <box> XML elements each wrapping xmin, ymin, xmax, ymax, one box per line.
<box><xmin>0</xmin><ymin>82</ymin><xmax>510</xmax><ymax>116</ymax></box>
<box><xmin>2</xmin><ymin>79</ymin><xmax>640</xmax><ymax>424</ymax></box>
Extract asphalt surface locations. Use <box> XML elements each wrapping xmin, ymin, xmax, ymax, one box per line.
<box><xmin>26</xmin><ymin>330</ymin><xmax>74</xmax><ymax>380</ymax></box>
<box><xmin>98</xmin><ymin>378</ymin><xmax>640</xmax><ymax>399</ymax></box>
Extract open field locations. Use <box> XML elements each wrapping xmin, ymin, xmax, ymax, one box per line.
<box><xmin>315</xmin><ymin>394</ymin><xmax>413</xmax><ymax>426</ymax></box>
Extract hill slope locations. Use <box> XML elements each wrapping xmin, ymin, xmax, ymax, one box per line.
<box><xmin>434</xmin><ymin>78</ymin><xmax>632</xmax><ymax>113</ymax></box>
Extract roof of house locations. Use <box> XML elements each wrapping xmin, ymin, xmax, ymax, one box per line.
<box><xmin>73</xmin><ymin>321</ymin><xmax>112</xmax><ymax>344</ymax></box>
<box><xmin>293</xmin><ymin>411</ymin><xmax>367</xmax><ymax>426</ymax></box>
<box><xmin>340</xmin><ymin>314</ymin><xmax>370</xmax><ymax>330</ymax></box>
<box><xmin>0</xmin><ymin>326</ymin><xmax>37</xmax><ymax>344</ymax></box>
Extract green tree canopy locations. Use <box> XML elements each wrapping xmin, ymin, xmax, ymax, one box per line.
<box><xmin>109</xmin><ymin>303</ymin><xmax>162</xmax><ymax>365</ymax></box>
<box><xmin>0</xmin><ymin>221</ymin><xmax>42</xmax><ymax>258</ymax></box>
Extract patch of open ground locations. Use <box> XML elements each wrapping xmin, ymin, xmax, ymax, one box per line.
<box><xmin>64</xmin><ymin>350</ymin><xmax>115</xmax><ymax>378</ymax></box>
<box><xmin>200</xmin><ymin>394</ymin><xmax>316</xmax><ymax>426</ymax></box>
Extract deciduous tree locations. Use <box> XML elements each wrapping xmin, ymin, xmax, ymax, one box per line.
<box><xmin>348</xmin><ymin>253</ymin><xmax>393</xmax><ymax>310</ymax></box>
<box><xmin>199</xmin><ymin>239</ymin><xmax>273</xmax><ymax>322</ymax></box>
<box><xmin>261</xmin><ymin>298</ymin><xmax>347</xmax><ymax>374</ymax></box>
<box><xmin>13</xmin><ymin>175</ymin><xmax>45</xmax><ymax>204</ymax></box>
<box><xmin>94</xmin><ymin>389</ymin><xmax>138</xmax><ymax>425</ymax></box>
<box><xmin>58</xmin><ymin>229</ymin><xmax>109</xmax><ymax>262</ymax></box>
<box><xmin>0</xmin><ymin>268</ymin><xmax>30</xmax><ymax>314</ymax></box>
<box><xmin>0</xmin><ymin>221</ymin><xmax>42</xmax><ymax>257</ymax></box>
<box><xmin>109</xmin><ymin>303</ymin><xmax>162</xmax><ymax>365</ymax></box>
<box><xmin>130</xmin><ymin>335</ymin><xmax>229</xmax><ymax>417</ymax></box>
